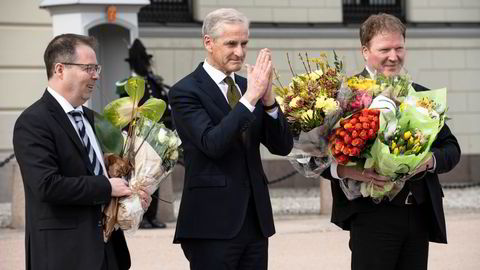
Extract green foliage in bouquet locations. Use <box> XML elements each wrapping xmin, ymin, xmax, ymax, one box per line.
<box><xmin>103</xmin><ymin>77</ymin><xmax>166</xmax><ymax>130</ymax></box>
<box><xmin>94</xmin><ymin>76</ymin><xmax>166</xmax><ymax>156</ymax></box>
<box><xmin>362</xmin><ymin>87</ymin><xmax>447</xmax><ymax>200</ymax></box>
<box><xmin>135</xmin><ymin>117</ymin><xmax>181</xmax><ymax>172</ymax></box>
<box><xmin>94</xmin><ymin>112</ymin><xmax>124</xmax><ymax>155</ymax></box>
<box><xmin>273</xmin><ymin>52</ymin><xmax>344</xmax><ymax>136</ymax></box>
<box><xmin>97</xmin><ymin>76</ymin><xmax>172</xmax><ymax>242</ymax></box>
<box><xmin>375</xmin><ymin>73</ymin><xmax>412</xmax><ymax>103</ymax></box>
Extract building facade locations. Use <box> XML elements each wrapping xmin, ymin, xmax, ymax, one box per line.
<box><xmin>0</xmin><ymin>0</ymin><xmax>479</xmax><ymax>201</ymax></box>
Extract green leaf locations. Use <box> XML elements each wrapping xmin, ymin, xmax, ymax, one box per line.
<box><xmin>93</xmin><ymin>111</ymin><xmax>124</xmax><ymax>155</ymax></box>
<box><xmin>103</xmin><ymin>97</ymin><xmax>136</xmax><ymax>129</ymax></box>
<box><xmin>138</xmin><ymin>98</ymin><xmax>166</xmax><ymax>123</ymax></box>
<box><xmin>125</xmin><ymin>76</ymin><xmax>145</xmax><ymax>104</ymax></box>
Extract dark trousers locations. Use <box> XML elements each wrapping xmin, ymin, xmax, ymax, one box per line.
<box><xmin>101</xmin><ymin>240</ymin><xmax>119</xmax><ymax>270</ymax></box>
<box><xmin>180</xmin><ymin>198</ymin><xmax>268</xmax><ymax>270</ymax></box>
<box><xmin>144</xmin><ymin>188</ymin><xmax>159</xmax><ymax>221</ymax></box>
<box><xmin>349</xmin><ymin>202</ymin><xmax>430</xmax><ymax>270</ymax></box>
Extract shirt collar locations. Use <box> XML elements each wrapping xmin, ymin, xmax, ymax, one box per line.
<box><xmin>203</xmin><ymin>60</ymin><xmax>236</xmax><ymax>85</ymax></box>
<box><xmin>47</xmin><ymin>86</ymin><xmax>84</xmax><ymax>114</ymax></box>
<box><xmin>365</xmin><ymin>65</ymin><xmax>376</xmax><ymax>78</ymax></box>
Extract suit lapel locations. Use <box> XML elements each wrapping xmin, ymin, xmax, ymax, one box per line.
<box><xmin>356</xmin><ymin>68</ymin><xmax>370</xmax><ymax>78</ymax></box>
<box><xmin>233</xmin><ymin>75</ymin><xmax>252</xmax><ymax>146</ymax></box>
<box><xmin>82</xmin><ymin>107</ymin><xmax>96</xmax><ymax>133</ymax></box>
<box><xmin>235</xmin><ymin>75</ymin><xmax>247</xmax><ymax>96</ymax></box>
<box><xmin>42</xmin><ymin>90</ymin><xmax>95</xmax><ymax>175</ymax></box>
<box><xmin>193</xmin><ymin>64</ymin><xmax>231</xmax><ymax>114</ymax></box>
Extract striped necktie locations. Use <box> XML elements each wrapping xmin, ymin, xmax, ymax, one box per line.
<box><xmin>69</xmin><ymin>110</ymin><xmax>103</xmax><ymax>175</ymax></box>
<box><xmin>224</xmin><ymin>76</ymin><xmax>241</xmax><ymax>108</ymax></box>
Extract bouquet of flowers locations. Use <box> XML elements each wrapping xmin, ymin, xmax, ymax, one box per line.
<box><xmin>333</xmin><ymin>82</ymin><xmax>447</xmax><ymax>202</ymax></box>
<box><xmin>273</xmin><ymin>52</ymin><xmax>344</xmax><ymax>177</ymax></box>
<box><xmin>337</xmin><ymin>72</ymin><xmax>411</xmax><ymax>113</ymax></box>
<box><xmin>115</xmin><ymin>118</ymin><xmax>181</xmax><ymax>232</ymax></box>
<box><xmin>94</xmin><ymin>77</ymin><xmax>181</xmax><ymax>241</ymax></box>
<box><xmin>360</xmin><ymin>87</ymin><xmax>447</xmax><ymax>202</ymax></box>
<box><xmin>328</xmin><ymin>108</ymin><xmax>381</xmax><ymax>165</ymax></box>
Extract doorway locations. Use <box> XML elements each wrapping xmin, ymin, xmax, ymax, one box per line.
<box><xmin>89</xmin><ymin>24</ymin><xmax>130</xmax><ymax>113</ymax></box>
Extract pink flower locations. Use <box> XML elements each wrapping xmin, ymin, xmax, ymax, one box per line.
<box><xmin>351</xmin><ymin>91</ymin><xmax>372</xmax><ymax>110</ymax></box>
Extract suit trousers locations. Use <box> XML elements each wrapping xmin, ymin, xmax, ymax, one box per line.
<box><xmin>180</xmin><ymin>197</ymin><xmax>268</xmax><ymax>270</ymax></box>
<box><xmin>144</xmin><ymin>188</ymin><xmax>159</xmax><ymax>221</ymax></box>
<box><xmin>349</xmin><ymin>202</ymin><xmax>430</xmax><ymax>270</ymax></box>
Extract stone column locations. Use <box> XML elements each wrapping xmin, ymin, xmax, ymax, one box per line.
<box><xmin>11</xmin><ymin>162</ymin><xmax>25</xmax><ymax>229</ymax></box>
<box><xmin>319</xmin><ymin>176</ymin><xmax>332</xmax><ymax>215</ymax></box>
<box><xmin>156</xmin><ymin>174</ymin><xmax>175</xmax><ymax>222</ymax></box>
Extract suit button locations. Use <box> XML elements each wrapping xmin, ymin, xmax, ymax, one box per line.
<box><xmin>98</xmin><ymin>220</ymin><xmax>103</xmax><ymax>227</ymax></box>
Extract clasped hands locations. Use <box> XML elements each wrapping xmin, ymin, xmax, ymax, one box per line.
<box><xmin>337</xmin><ymin>156</ymin><xmax>435</xmax><ymax>188</ymax></box>
<box><xmin>109</xmin><ymin>177</ymin><xmax>151</xmax><ymax>210</ymax></box>
<box><xmin>243</xmin><ymin>48</ymin><xmax>276</xmax><ymax>107</ymax></box>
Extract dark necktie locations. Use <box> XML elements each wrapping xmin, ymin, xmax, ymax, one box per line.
<box><xmin>69</xmin><ymin>110</ymin><xmax>103</xmax><ymax>175</ymax></box>
<box><xmin>224</xmin><ymin>76</ymin><xmax>241</xmax><ymax>108</ymax></box>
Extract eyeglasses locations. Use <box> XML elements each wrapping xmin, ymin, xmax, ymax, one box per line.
<box><xmin>60</xmin><ymin>63</ymin><xmax>102</xmax><ymax>75</ymax></box>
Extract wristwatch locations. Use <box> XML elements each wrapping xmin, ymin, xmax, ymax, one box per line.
<box><xmin>263</xmin><ymin>101</ymin><xmax>278</xmax><ymax>111</ymax></box>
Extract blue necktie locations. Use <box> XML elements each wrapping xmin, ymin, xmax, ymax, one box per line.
<box><xmin>69</xmin><ymin>110</ymin><xmax>103</xmax><ymax>175</ymax></box>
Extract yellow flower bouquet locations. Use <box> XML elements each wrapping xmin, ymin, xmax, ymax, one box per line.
<box><xmin>273</xmin><ymin>52</ymin><xmax>344</xmax><ymax>177</ymax></box>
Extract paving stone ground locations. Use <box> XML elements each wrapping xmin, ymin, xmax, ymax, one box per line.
<box><xmin>1</xmin><ymin>187</ymin><xmax>479</xmax><ymax>270</ymax></box>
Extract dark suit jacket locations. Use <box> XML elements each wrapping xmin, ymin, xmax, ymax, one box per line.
<box><xmin>169</xmin><ymin>63</ymin><xmax>293</xmax><ymax>242</ymax></box>
<box><xmin>322</xmin><ymin>69</ymin><xmax>461</xmax><ymax>243</ymax></box>
<box><xmin>13</xmin><ymin>90</ymin><xmax>130</xmax><ymax>270</ymax></box>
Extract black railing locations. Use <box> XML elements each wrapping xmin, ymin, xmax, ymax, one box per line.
<box><xmin>343</xmin><ymin>0</ymin><xmax>406</xmax><ymax>24</ymax></box>
<box><xmin>138</xmin><ymin>0</ymin><xmax>194</xmax><ymax>24</ymax></box>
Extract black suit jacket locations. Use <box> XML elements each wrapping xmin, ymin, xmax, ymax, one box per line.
<box><xmin>13</xmin><ymin>90</ymin><xmax>130</xmax><ymax>270</ymax></box>
<box><xmin>169</xmin><ymin>63</ymin><xmax>293</xmax><ymax>242</ymax></box>
<box><xmin>322</xmin><ymin>69</ymin><xmax>461</xmax><ymax>243</ymax></box>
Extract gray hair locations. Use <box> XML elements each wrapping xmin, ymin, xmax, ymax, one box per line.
<box><xmin>202</xmin><ymin>8</ymin><xmax>250</xmax><ymax>39</ymax></box>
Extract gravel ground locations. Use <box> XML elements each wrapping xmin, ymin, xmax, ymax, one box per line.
<box><xmin>1</xmin><ymin>186</ymin><xmax>480</xmax><ymax>270</ymax></box>
<box><xmin>2</xmin><ymin>186</ymin><xmax>479</xmax><ymax>228</ymax></box>
<box><xmin>170</xmin><ymin>186</ymin><xmax>480</xmax><ymax>219</ymax></box>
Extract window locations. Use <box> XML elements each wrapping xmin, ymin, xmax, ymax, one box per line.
<box><xmin>343</xmin><ymin>0</ymin><xmax>406</xmax><ymax>24</ymax></box>
<box><xmin>138</xmin><ymin>0</ymin><xmax>193</xmax><ymax>24</ymax></box>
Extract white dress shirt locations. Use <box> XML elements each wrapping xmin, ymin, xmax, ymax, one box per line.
<box><xmin>47</xmin><ymin>87</ymin><xmax>107</xmax><ymax>175</ymax></box>
<box><xmin>202</xmin><ymin>60</ymin><xmax>278</xmax><ymax>119</ymax></box>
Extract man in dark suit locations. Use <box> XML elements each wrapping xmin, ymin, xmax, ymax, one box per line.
<box><xmin>169</xmin><ymin>8</ymin><xmax>293</xmax><ymax>270</ymax></box>
<box><xmin>13</xmin><ymin>34</ymin><xmax>149</xmax><ymax>270</ymax></box>
<box><xmin>322</xmin><ymin>13</ymin><xmax>461</xmax><ymax>270</ymax></box>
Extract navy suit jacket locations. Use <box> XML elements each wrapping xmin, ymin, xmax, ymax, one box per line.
<box><xmin>13</xmin><ymin>90</ymin><xmax>130</xmax><ymax>270</ymax></box>
<box><xmin>169</xmin><ymin>63</ymin><xmax>293</xmax><ymax>242</ymax></box>
<box><xmin>322</xmin><ymin>69</ymin><xmax>461</xmax><ymax>243</ymax></box>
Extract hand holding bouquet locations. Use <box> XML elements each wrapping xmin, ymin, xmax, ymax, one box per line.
<box><xmin>331</xmin><ymin>71</ymin><xmax>447</xmax><ymax>202</ymax></box>
<box><xmin>116</xmin><ymin>118</ymin><xmax>181</xmax><ymax>232</ymax></box>
<box><xmin>360</xmin><ymin>87</ymin><xmax>447</xmax><ymax>201</ymax></box>
<box><xmin>95</xmin><ymin>77</ymin><xmax>181</xmax><ymax>241</ymax></box>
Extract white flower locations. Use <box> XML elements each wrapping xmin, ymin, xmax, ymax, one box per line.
<box><xmin>275</xmin><ymin>96</ymin><xmax>284</xmax><ymax>106</ymax></box>
<box><xmin>289</xmin><ymin>97</ymin><xmax>301</xmax><ymax>108</ymax></box>
<box><xmin>301</xmin><ymin>109</ymin><xmax>314</xmax><ymax>120</ymax></box>
<box><xmin>308</xmin><ymin>70</ymin><xmax>322</xmax><ymax>81</ymax></box>
<box><xmin>168</xmin><ymin>136</ymin><xmax>178</xmax><ymax>148</ymax></box>
<box><xmin>157</xmin><ymin>128</ymin><xmax>168</xmax><ymax>143</ymax></box>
